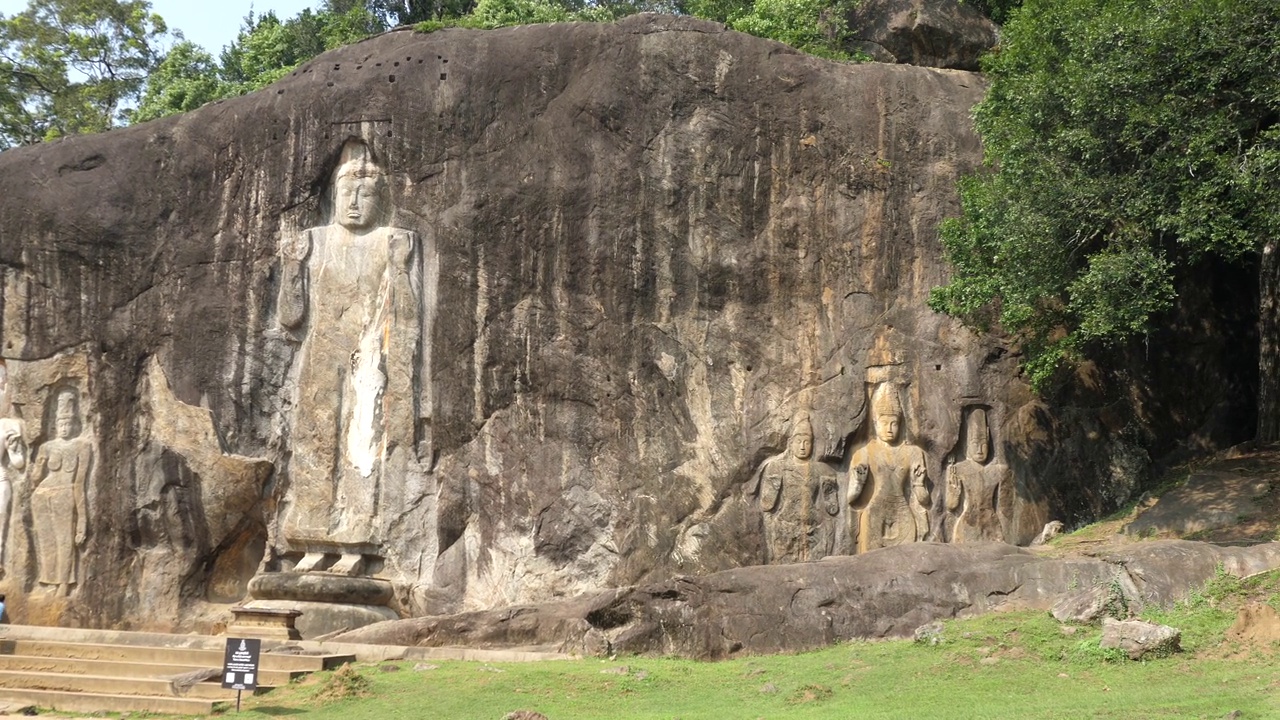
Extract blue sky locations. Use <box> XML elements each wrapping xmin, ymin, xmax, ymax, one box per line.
<box><xmin>0</xmin><ymin>1</ymin><xmax>323</xmax><ymax>55</ymax></box>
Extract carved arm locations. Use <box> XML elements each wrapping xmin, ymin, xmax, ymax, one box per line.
<box><xmin>911</xmin><ymin>461</ymin><xmax>930</xmax><ymax>506</ymax></box>
<box><xmin>945</xmin><ymin>463</ymin><xmax>962</xmax><ymax>512</ymax></box>
<box><xmin>847</xmin><ymin>463</ymin><xmax>869</xmax><ymax>505</ymax></box>
<box><xmin>278</xmin><ymin>229</ymin><xmax>312</xmax><ymax>329</ymax></box>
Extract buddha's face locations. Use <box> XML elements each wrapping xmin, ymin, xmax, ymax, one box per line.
<box><xmin>789</xmin><ymin>429</ymin><xmax>813</xmax><ymax>460</ymax></box>
<box><xmin>875</xmin><ymin>413</ymin><xmax>901</xmax><ymax>443</ymax></box>
<box><xmin>335</xmin><ymin>161</ymin><xmax>385</xmax><ymax>230</ymax></box>
<box><xmin>968</xmin><ymin>433</ymin><xmax>990</xmax><ymax>464</ymax></box>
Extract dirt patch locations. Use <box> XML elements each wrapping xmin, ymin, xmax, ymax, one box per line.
<box><xmin>1227</xmin><ymin>602</ymin><xmax>1280</xmax><ymax>647</ymax></box>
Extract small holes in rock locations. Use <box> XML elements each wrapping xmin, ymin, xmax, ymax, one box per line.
<box><xmin>389</xmin><ymin>75</ymin><xmax>396</xmax><ymax>82</ymax></box>
<box><xmin>442</xmin><ymin>58</ymin><xmax>448</xmax><ymax>63</ymax></box>
<box><xmin>394</xmin><ymin>61</ymin><xmax>400</xmax><ymax>67</ymax></box>
<box><xmin>440</xmin><ymin>73</ymin><xmax>447</xmax><ymax>80</ymax></box>
<box><xmin>935</xmin><ymin>364</ymin><xmax>942</xmax><ymax>371</ymax></box>
<box><xmin>326</xmin><ymin>81</ymin><xmax>334</xmax><ymax>87</ymax></box>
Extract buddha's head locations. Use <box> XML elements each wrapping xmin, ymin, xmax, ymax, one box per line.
<box><xmin>966</xmin><ymin>407</ymin><xmax>991</xmax><ymax>465</ymax></box>
<box><xmin>332</xmin><ymin>140</ymin><xmax>387</xmax><ymax>231</ymax></box>
<box><xmin>789</xmin><ymin>415</ymin><xmax>814</xmax><ymax>461</ymax></box>
<box><xmin>871</xmin><ymin>383</ymin><xmax>903</xmax><ymax>444</ymax></box>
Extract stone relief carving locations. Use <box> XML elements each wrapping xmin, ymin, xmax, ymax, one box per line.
<box><xmin>30</xmin><ymin>387</ymin><xmax>91</xmax><ymax>595</ymax></box>
<box><xmin>0</xmin><ymin>364</ymin><xmax>23</xmax><ymax>573</ymax></box>
<box><xmin>751</xmin><ymin>414</ymin><xmax>839</xmax><ymax>563</ymax></box>
<box><xmin>278</xmin><ymin>138</ymin><xmax>423</xmax><ymax>575</ymax></box>
<box><xmin>945</xmin><ymin>406</ymin><xmax>1013</xmax><ymax>543</ymax></box>
<box><xmin>0</xmin><ymin>418</ymin><xmax>25</xmax><ymax>573</ymax></box>
<box><xmin>847</xmin><ymin>383</ymin><xmax>930</xmax><ymax>553</ymax></box>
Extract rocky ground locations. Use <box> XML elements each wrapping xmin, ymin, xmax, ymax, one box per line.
<box><xmin>1055</xmin><ymin>443</ymin><xmax>1280</xmax><ymax>552</ymax></box>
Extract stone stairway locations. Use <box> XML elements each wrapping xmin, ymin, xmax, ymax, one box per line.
<box><xmin>0</xmin><ymin>625</ymin><xmax>354</xmax><ymax>715</ymax></box>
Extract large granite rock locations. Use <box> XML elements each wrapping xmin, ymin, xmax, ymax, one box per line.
<box><xmin>335</xmin><ymin>540</ymin><xmax>1280</xmax><ymax>658</ymax></box>
<box><xmin>0</xmin><ymin>16</ymin><xmax>1256</xmax><ymax>632</ymax></box>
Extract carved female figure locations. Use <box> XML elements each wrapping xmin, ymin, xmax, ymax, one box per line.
<box><xmin>31</xmin><ymin>388</ymin><xmax>91</xmax><ymax>594</ymax></box>
<box><xmin>0</xmin><ymin>417</ymin><xmax>26</xmax><ymax>569</ymax></box>
<box><xmin>847</xmin><ymin>383</ymin><xmax>930</xmax><ymax>553</ymax></box>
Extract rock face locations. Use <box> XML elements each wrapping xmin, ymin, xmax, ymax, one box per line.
<box><xmin>846</xmin><ymin>0</ymin><xmax>1000</xmax><ymax>70</ymax></box>
<box><xmin>0</xmin><ymin>16</ymin><xmax>1255</xmax><ymax>632</ymax></box>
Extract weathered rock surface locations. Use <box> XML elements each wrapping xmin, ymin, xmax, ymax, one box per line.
<box><xmin>0</xmin><ymin>14</ymin><xmax>1258</xmax><ymax>632</ymax></box>
<box><xmin>336</xmin><ymin>540</ymin><xmax>1280</xmax><ymax>658</ymax></box>
<box><xmin>846</xmin><ymin>0</ymin><xmax>1000</xmax><ymax>70</ymax></box>
<box><xmin>1100</xmin><ymin>618</ymin><xmax>1181</xmax><ymax>660</ymax></box>
<box><xmin>1125</xmin><ymin>461</ymin><xmax>1273</xmax><ymax>538</ymax></box>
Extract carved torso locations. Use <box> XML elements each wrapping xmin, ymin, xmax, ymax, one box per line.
<box><xmin>849</xmin><ymin>440</ymin><xmax>929</xmax><ymax>553</ymax></box>
<box><xmin>284</xmin><ymin>223</ymin><xmax>421</xmax><ymax>549</ymax></box>
<box><xmin>757</xmin><ymin>455</ymin><xmax>838</xmax><ymax>563</ymax></box>
<box><xmin>947</xmin><ymin>459</ymin><xmax>1013</xmax><ymax>543</ymax></box>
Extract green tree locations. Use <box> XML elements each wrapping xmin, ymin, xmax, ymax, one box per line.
<box><xmin>0</xmin><ymin>0</ymin><xmax>168</xmax><ymax>147</ymax></box>
<box><xmin>928</xmin><ymin>0</ymin><xmax>1280</xmax><ymax>437</ymax></box>
<box><xmin>134</xmin><ymin>2</ymin><xmax>386</xmax><ymax>123</ymax></box>
<box><xmin>728</xmin><ymin>0</ymin><xmax>856</xmax><ymax>60</ymax></box>
<box><xmin>468</xmin><ymin>0</ymin><xmax>569</xmax><ymax>27</ymax></box>
<box><xmin>131</xmin><ymin>40</ymin><xmax>227</xmax><ymax>123</ymax></box>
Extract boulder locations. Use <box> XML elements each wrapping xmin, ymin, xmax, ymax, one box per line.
<box><xmin>1100</xmin><ymin>618</ymin><xmax>1181</xmax><ymax>660</ymax></box>
<box><xmin>337</xmin><ymin>540</ymin><xmax>1280</xmax><ymax>658</ymax></box>
<box><xmin>846</xmin><ymin>0</ymin><xmax>1000</xmax><ymax>70</ymax></box>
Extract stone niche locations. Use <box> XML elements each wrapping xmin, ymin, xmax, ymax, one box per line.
<box><xmin>0</xmin><ymin>16</ymin><xmax>1249</xmax><ymax>633</ymax></box>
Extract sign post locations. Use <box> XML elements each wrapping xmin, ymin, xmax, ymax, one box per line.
<box><xmin>221</xmin><ymin>637</ymin><xmax>261</xmax><ymax>712</ymax></box>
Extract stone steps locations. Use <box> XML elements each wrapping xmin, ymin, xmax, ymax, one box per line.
<box><xmin>0</xmin><ymin>687</ymin><xmax>217</xmax><ymax>715</ymax></box>
<box><xmin>0</xmin><ymin>654</ymin><xmax>305</xmax><ymax>685</ymax></box>
<box><xmin>0</xmin><ymin>625</ymin><xmax>356</xmax><ymax>715</ymax></box>
<box><xmin>0</xmin><ymin>670</ymin><xmax>241</xmax><ymax>699</ymax></box>
<box><xmin>1</xmin><ymin>639</ymin><xmax>344</xmax><ymax>672</ymax></box>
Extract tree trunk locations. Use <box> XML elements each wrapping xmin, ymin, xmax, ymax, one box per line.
<box><xmin>1259</xmin><ymin>239</ymin><xmax>1280</xmax><ymax>443</ymax></box>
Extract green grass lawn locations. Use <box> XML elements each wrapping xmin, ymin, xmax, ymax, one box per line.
<box><xmin>230</xmin><ymin>570</ymin><xmax>1280</xmax><ymax>720</ymax></box>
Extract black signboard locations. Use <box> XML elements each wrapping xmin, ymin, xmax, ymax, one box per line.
<box><xmin>221</xmin><ymin>637</ymin><xmax>262</xmax><ymax>691</ymax></box>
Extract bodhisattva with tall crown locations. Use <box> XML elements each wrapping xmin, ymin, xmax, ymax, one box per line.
<box><xmin>847</xmin><ymin>383</ymin><xmax>930</xmax><ymax>553</ymax></box>
<box><xmin>278</xmin><ymin>139</ymin><xmax>421</xmax><ymax>576</ymax></box>
<box><xmin>30</xmin><ymin>387</ymin><xmax>91</xmax><ymax>595</ymax></box>
<box><xmin>751</xmin><ymin>414</ymin><xmax>839</xmax><ymax>563</ymax></box>
<box><xmin>945</xmin><ymin>406</ymin><xmax>1014</xmax><ymax>543</ymax></box>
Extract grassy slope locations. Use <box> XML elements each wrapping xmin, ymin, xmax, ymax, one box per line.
<box><xmin>229</xmin><ymin>569</ymin><xmax>1280</xmax><ymax>720</ymax></box>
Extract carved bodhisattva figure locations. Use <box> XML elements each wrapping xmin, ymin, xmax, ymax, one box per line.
<box><xmin>752</xmin><ymin>415</ymin><xmax>839</xmax><ymax>563</ymax></box>
<box><xmin>945</xmin><ymin>407</ymin><xmax>1014</xmax><ymax>543</ymax></box>
<box><xmin>279</xmin><ymin>139</ymin><xmax>421</xmax><ymax>575</ymax></box>
<box><xmin>847</xmin><ymin>383</ymin><xmax>929</xmax><ymax>553</ymax></box>
<box><xmin>31</xmin><ymin>388</ymin><xmax>91</xmax><ymax>595</ymax></box>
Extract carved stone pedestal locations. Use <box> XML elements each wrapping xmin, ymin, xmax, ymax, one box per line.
<box><xmin>226</xmin><ymin>606</ymin><xmax>303</xmax><ymax>641</ymax></box>
<box><xmin>246</xmin><ymin>572</ymin><xmax>397</xmax><ymax>639</ymax></box>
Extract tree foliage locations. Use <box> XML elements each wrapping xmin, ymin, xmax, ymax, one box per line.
<box><xmin>929</xmin><ymin>0</ymin><xmax>1280</xmax><ymax>390</ymax></box>
<box><xmin>727</xmin><ymin>0</ymin><xmax>856</xmax><ymax>60</ymax></box>
<box><xmin>133</xmin><ymin>2</ymin><xmax>386</xmax><ymax>123</ymax></box>
<box><xmin>0</xmin><ymin>0</ymin><xmax>168</xmax><ymax>147</ymax></box>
